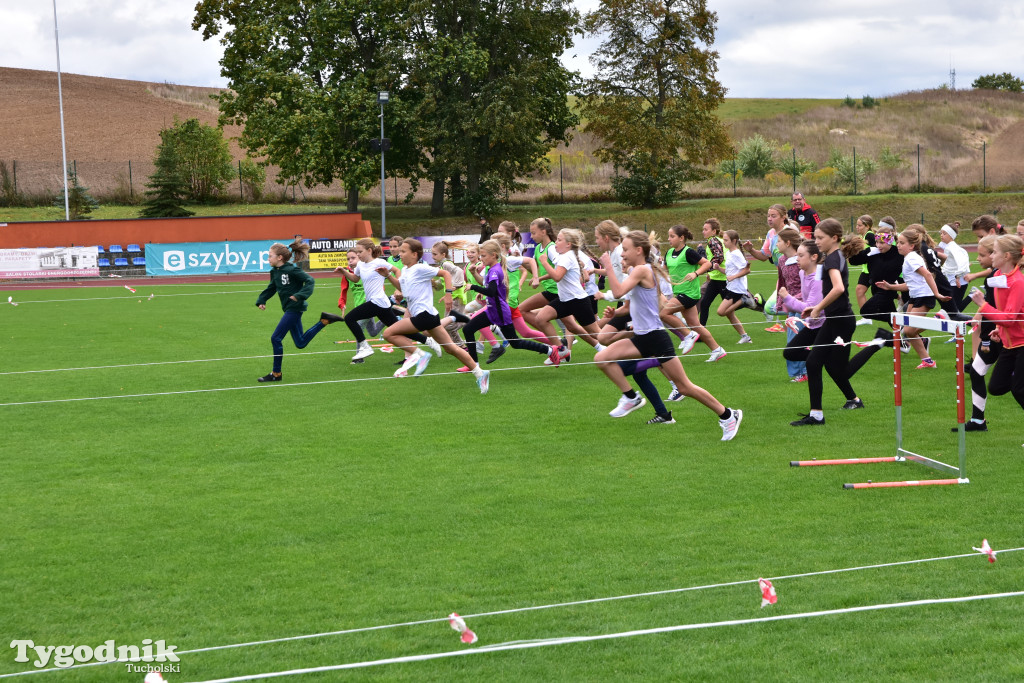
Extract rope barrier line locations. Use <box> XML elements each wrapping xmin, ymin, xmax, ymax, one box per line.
<box><xmin>177</xmin><ymin>591</ymin><xmax>1024</xmax><ymax>682</ymax></box>
<box><xmin>0</xmin><ymin>331</ymin><xmax>958</xmax><ymax>385</ymax></box>
<box><xmin>0</xmin><ymin>547</ymin><xmax>1015</xmax><ymax>679</ymax></box>
<box><xmin>0</xmin><ymin>290</ymin><xmax>260</xmax><ymax>305</ymax></box>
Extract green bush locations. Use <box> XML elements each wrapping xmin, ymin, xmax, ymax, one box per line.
<box><xmin>862</xmin><ymin>95</ymin><xmax>878</xmax><ymax>109</ymax></box>
<box><xmin>237</xmin><ymin>159</ymin><xmax>266</xmax><ymax>203</ymax></box>
<box><xmin>53</xmin><ymin>169</ymin><xmax>99</xmax><ymax>220</ymax></box>
<box><xmin>842</xmin><ymin>95</ymin><xmax>856</xmax><ymax>108</ymax></box>
<box><xmin>736</xmin><ymin>134</ymin><xmax>777</xmax><ymax>179</ymax></box>
<box><xmin>610</xmin><ymin>152</ymin><xmax>702</xmax><ymax>209</ymax></box>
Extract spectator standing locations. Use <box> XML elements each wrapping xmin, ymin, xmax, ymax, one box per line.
<box><xmin>788</xmin><ymin>192</ymin><xmax>820</xmax><ymax>239</ymax></box>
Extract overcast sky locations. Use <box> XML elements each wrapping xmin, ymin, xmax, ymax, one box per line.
<box><xmin>2</xmin><ymin>1</ymin><xmax>1021</xmax><ymax>97</ymax></box>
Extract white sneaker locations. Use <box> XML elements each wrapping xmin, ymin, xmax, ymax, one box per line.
<box><xmin>609</xmin><ymin>394</ymin><xmax>646</xmax><ymax>418</ymax></box>
<box><xmin>856</xmin><ymin>317</ymin><xmax>873</xmax><ymax>326</ymax></box>
<box><xmin>667</xmin><ymin>388</ymin><xmax>685</xmax><ymax>402</ymax></box>
<box><xmin>476</xmin><ymin>341</ymin><xmax>485</xmax><ymax>355</ymax></box>
<box><xmin>679</xmin><ymin>331</ymin><xmax>698</xmax><ymax>355</ymax></box>
<box><xmin>394</xmin><ymin>352</ymin><xmax>420</xmax><ymax>377</ymax></box>
<box><xmin>900</xmin><ymin>339</ymin><xmax>911</xmax><ymax>354</ymax></box>
<box><xmin>413</xmin><ymin>351</ymin><xmax>432</xmax><ymax>376</ymax></box>
<box><xmin>476</xmin><ymin>369</ymin><xmax>490</xmax><ymax>394</ymax></box>
<box><xmin>426</xmin><ymin>337</ymin><xmax>442</xmax><ymax>357</ymax></box>
<box><xmin>737</xmin><ymin>334</ymin><xmax>753</xmax><ymax>344</ymax></box>
<box><xmin>706</xmin><ymin>346</ymin><xmax>727</xmax><ymax>362</ymax></box>
<box><xmin>353</xmin><ymin>341</ymin><xmax>374</xmax><ymax>361</ymax></box>
<box><xmin>719</xmin><ymin>408</ymin><xmax>743</xmax><ymax>441</ymax></box>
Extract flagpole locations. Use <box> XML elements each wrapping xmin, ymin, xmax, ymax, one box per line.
<box><xmin>52</xmin><ymin>0</ymin><xmax>70</xmax><ymax>220</ymax></box>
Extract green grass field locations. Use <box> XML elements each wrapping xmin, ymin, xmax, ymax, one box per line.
<box><xmin>2</xmin><ymin>264</ymin><xmax>1023</xmax><ymax>682</ymax></box>
<box><xmin>715</xmin><ymin>98</ymin><xmax>844</xmax><ymax>121</ymax></box>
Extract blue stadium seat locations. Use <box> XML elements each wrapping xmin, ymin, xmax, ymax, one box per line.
<box><xmin>98</xmin><ymin>258</ymin><xmax>111</xmax><ymax>267</ymax></box>
<box><xmin>109</xmin><ymin>245</ymin><xmax>124</xmax><ymax>254</ymax></box>
<box><xmin>114</xmin><ymin>258</ymin><xmax>129</xmax><ymax>266</ymax></box>
<box><xmin>96</xmin><ymin>245</ymin><xmax>105</xmax><ymax>254</ymax></box>
<box><xmin>132</xmin><ymin>257</ymin><xmax>146</xmax><ymax>266</ymax></box>
<box><xmin>127</xmin><ymin>244</ymin><xmax>141</xmax><ymax>252</ymax></box>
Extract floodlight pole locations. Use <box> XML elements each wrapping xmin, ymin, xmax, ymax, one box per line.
<box><xmin>52</xmin><ymin>0</ymin><xmax>70</xmax><ymax>220</ymax></box>
<box><xmin>378</xmin><ymin>91</ymin><xmax>389</xmax><ymax>241</ymax></box>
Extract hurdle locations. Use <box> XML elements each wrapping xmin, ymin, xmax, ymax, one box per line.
<box><xmin>791</xmin><ymin>313</ymin><xmax>970</xmax><ymax>489</ymax></box>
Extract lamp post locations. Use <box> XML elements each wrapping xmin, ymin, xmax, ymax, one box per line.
<box><xmin>52</xmin><ymin>0</ymin><xmax>70</xmax><ymax>220</ymax></box>
<box><xmin>377</xmin><ymin>91</ymin><xmax>389</xmax><ymax>240</ymax></box>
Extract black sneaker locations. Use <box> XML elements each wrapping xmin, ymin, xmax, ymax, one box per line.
<box><xmin>258</xmin><ymin>373</ymin><xmax>281</xmax><ymax>382</ymax></box>
<box><xmin>790</xmin><ymin>414</ymin><xmax>825</xmax><ymax>426</ymax></box>
<box><xmin>842</xmin><ymin>398</ymin><xmax>865</xmax><ymax>410</ymax></box>
<box><xmin>486</xmin><ymin>344</ymin><xmax>507</xmax><ymax>364</ymax></box>
<box><xmin>320</xmin><ymin>311</ymin><xmax>344</xmax><ymax>325</ymax></box>
<box><xmin>952</xmin><ymin>421</ymin><xmax>988</xmax><ymax>432</ymax></box>
<box><xmin>647</xmin><ymin>413</ymin><xmax>676</xmax><ymax>424</ymax></box>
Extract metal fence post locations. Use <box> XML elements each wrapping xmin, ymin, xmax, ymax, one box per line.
<box><xmin>128</xmin><ymin>160</ymin><xmax>133</xmax><ymax>198</ymax></box>
<box><xmin>238</xmin><ymin>160</ymin><xmax>243</xmax><ymax>201</ymax></box>
<box><xmin>983</xmin><ymin>141</ymin><xmax>987</xmax><ymax>191</ymax></box>
<box><xmin>12</xmin><ymin>160</ymin><xmax>16</xmax><ymax>194</ymax></box>
<box><xmin>917</xmin><ymin>144</ymin><xmax>921</xmax><ymax>192</ymax></box>
<box><xmin>792</xmin><ymin>149</ymin><xmax>797</xmax><ymax>192</ymax></box>
<box><xmin>560</xmin><ymin>154</ymin><xmax>564</xmax><ymax>203</ymax></box>
<box><xmin>732</xmin><ymin>159</ymin><xmax>737</xmax><ymax>197</ymax></box>
<box><xmin>853</xmin><ymin>146</ymin><xmax>857</xmax><ymax>195</ymax></box>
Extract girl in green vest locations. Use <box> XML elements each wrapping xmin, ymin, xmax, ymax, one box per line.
<box><xmin>661</xmin><ymin>224</ymin><xmax>724</xmax><ymax>359</ymax></box>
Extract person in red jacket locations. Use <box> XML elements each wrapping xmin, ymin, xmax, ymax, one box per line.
<box><xmin>788</xmin><ymin>192</ymin><xmax>820</xmax><ymax>239</ymax></box>
<box><xmin>970</xmin><ymin>234</ymin><xmax>1024</xmax><ymax>416</ymax></box>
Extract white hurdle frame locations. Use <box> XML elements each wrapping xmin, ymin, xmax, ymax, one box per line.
<box><xmin>792</xmin><ymin>313</ymin><xmax>970</xmax><ymax>489</ymax></box>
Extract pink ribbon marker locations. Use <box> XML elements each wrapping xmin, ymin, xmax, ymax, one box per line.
<box><xmin>972</xmin><ymin>539</ymin><xmax>997</xmax><ymax>563</ymax></box>
<box><xmin>784</xmin><ymin>317</ymin><xmax>801</xmax><ymax>334</ymax></box>
<box><xmin>124</xmin><ymin>285</ymin><xmax>137</xmax><ymax>294</ymax></box>
<box><xmin>143</xmin><ymin>672</ymin><xmax>166</xmax><ymax>683</ymax></box>
<box><xmin>448</xmin><ymin>612</ymin><xmax>478</xmax><ymax>644</ymax></box>
<box><xmin>380</xmin><ymin>344</ymin><xmax>394</xmax><ymax>354</ymax></box>
<box><xmin>758</xmin><ymin>578</ymin><xmax>777</xmax><ymax>608</ymax></box>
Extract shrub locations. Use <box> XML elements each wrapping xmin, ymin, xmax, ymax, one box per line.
<box><xmin>53</xmin><ymin>169</ymin><xmax>99</xmax><ymax>219</ymax></box>
<box><xmin>736</xmin><ymin>134</ymin><xmax>777</xmax><ymax>179</ymax></box>
<box><xmin>827</xmin><ymin>148</ymin><xmax>877</xmax><ymax>190</ymax></box>
<box><xmin>972</xmin><ymin>73</ymin><xmax>1024</xmax><ymax>93</ymax></box>
<box><xmin>610</xmin><ymin>152</ymin><xmax>703</xmax><ymax>209</ymax></box>
<box><xmin>842</xmin><ymin>95</ymin><xmax>856</xmax><ymax>108</ymax></box>
<box><xmin>237</xmin><ymin>159</ymin><xmax>266</xmax><ymax>203</ymax></box>
<box><xmin>157</xmin><ymin>118</ymin><xmax>235</xmax><ymax>202</ymax></box>
<box><xmin>776</xmin><ymin>145</ymin><xmax>816</xmax><ymax>179</ymax></box>
<box><xmin>862</xmin><ymin>95</ymin><xmax>878</xmax><ymax>109</ymax></box>
<box><xmin>0</xmin><ymin>160</ymin><xmax>21</xmax><ymax>207</ymax></box>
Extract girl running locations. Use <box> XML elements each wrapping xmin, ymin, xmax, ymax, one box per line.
<box><xmin>533</xmin><ymin>228</ymin><xmax>606</xmax><ymax>357</ymax></box>
<box><xmin>743</xmin><ymin>204</ymin><xmax>794</xmax><ymax>332</ymax></box>
<box><xmin>780</xmin><ymin>239</ymin><xmax>824</xmax><ymax>382</ymax></box>
<box><xmin>497</xmin><ymin>220</ymin><xmax>525</xmax><ymax>256</ymax></box>
<box><xmin>492</xmin><ymin>232</ymin><xmax>548</xmax><ymax>344</ymax></box>
<box><xmin>255</xmin><ymin>239</ymin><xmax>343</xmax><ymax>382</ymax></box>
<box><xmin>698</xmin><ymin>218</ymin><xmax>728</xmax><ymax>328</ymax></box>
<box><xmin>853</xmin><ymin>214</ymin><xmax>875</xmax><ymax>312</ymax></box>
<box><xmin>936</xmin><ymin>224</ymin><xmax>971</xmax><ymax>315</ymax></box>
<box><xmin>969</xmin><ymin>234</ymin><xmax>1024</xmax><ymax>416</ymax></box>
<box><xmin>846</xmin><ymin>222</ymin><xmax>905</xmax><ymax>376</ymax></box>
<box><xmin>876</xmin><ymin>226</ymin><xmax>951</xmax><ymax>369</ymax></box>
<box><xmin>379</xmin><ymin>238</ymin><xmax>491</xmax><ymax>393</ymax></box>
<box><xmin>788</xmin><ymin>218</ymin><xmax>864</xmax><ymax>426</ymax></box>
<box><xmin>661</xmin><ymin>224</ymin><xmax>724</xmax><ymax>359</ymax></box>
<box><xmin>460</xmin><ymin>240</ymin><xmax>560</xmax><ymax>367</ymax></box>
<box><xmin>772</xmin><ymin>228</ymin><xmax>808</xmax><ymax>381</ymax></box>
<box><xmin>335</xmin><ymin>249</ymin><xmax>384</xmax><ymax>340</ymax></box>
<box><xmin>431</xmin><ymin>240</ymin><xmax>471</xmax><ymax>350</ymax></box>
<box><xmin>592</xmin><ymin>220</ymin><xmax>634</xmax><ymax>347</ymax></box>
<box><xmin>595</xmin><ymin>230</ymin><xmax>743</xmax><ymax>440</ymax></box>
<box><xmin>340</xmin><ymin>238</ymin><xmax>438</xmax><ymax>362</ymax></box>
<box><xmin>716</xmin><ymin>229</ymin><xmax>753</xmax><ymax>344</ymax></box>
<box><xmin>957</xmin><ymin>235</ymin><xmax>1001</xmax><ymax>432</ymax></box>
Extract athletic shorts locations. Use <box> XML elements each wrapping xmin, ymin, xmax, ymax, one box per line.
<box><xmin>550</xmin><ymin>297</ymin><xmax>597</xmax><ymax>327</ymax></box>
<box><xmin>721</xmin><ymin>289</ymin><xmax>744</xmax><ymax>303</ymax></box>
<box><xmin>630</xmin><ymin>329</ymin><xmax>676</xmax><ymax>363</ymax></box>
<box><xmin>510</xmin><ymin>307</ymin><xmax>523</xmax><ymax>320</ymax></box>
<box><xmin>907</xmin><ymin>296</ymin><xmax>936</xmax><ymax>310</ymax></box>
<box><xmin>857</xmin><ymin>271</ymin><xmax>871</xmax><ymax>288</ymax></box>
<box><xmin>542</xmin><ymin>290</ymin><xmax>558</xmax><ymax>303</ymax></box>
<box><xmin>603</xmin><ymin>312</ymin><xmax>632</xmax><ymax>331</ymax></box>
<box><xmin>411</xmin><ymin>311</ymin><xmax>442</xmax><ymax>331</ymax></box>
<box><xmin>674</xmin><ymin>293</ymin><xmax>700</xmax><ymax>308</ymax></box>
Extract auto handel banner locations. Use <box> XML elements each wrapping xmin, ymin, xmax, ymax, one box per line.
<box><xmin>307</xmin><ymin>238</ymin><xmax>360</xmax><ymax>269</ymax></box>
<box><xmin>145</xmin><ymin>240</ymin><xmax>282</xmax><ymax>276</ymax></box>
<box><xmin>0</xmin><ymin>246</ymin><xmax>99</xmax><ymax>278</ymax></box>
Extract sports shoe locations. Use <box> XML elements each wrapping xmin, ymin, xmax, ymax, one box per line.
<box><xmin>352</xmin><ymin>341</ymin><xmax>374</xmax><ymax>361</ymax></box>
<box><xmin>740</xmin><ymin>293</ymin><xmax>756</xmax><ymax>310</ymax></box>
<box><xmin>426</xmin><ymin>337</ymin><xmax>443</xmax><ymax>357</ymax></box>
<box><xmin>667</xmin><ymin>388</ymin><xmax>685</xmax><ymax>402</ymax></box>
<box><xmin>414</xmin><ymin>351</ymin><xmax>432</xmax><ymax>376</ymax></box>
<box><xmin>257</xmin><ymin>373</ymin><xmax>281</xmax><ymax>382</ymax></box>
<box><xmin>395</xmin><ymin>352</ymin><xmax>420</xmax><ymax>377</ymax></box>
<box><xmin>679</xmin><ymin>331</ymin><xmax>698</xmax><ymax>355</ymax></box>
<box><xmin>320</xmin><ymin>311</ymin><xmax>344</xmax><ymax>325</ymax></box>
<box><xmin>456</xmin><ymin>365</ymin><xmax>471</xmax><ymax>373</ymax></box>
<box><xmin>944</xmin><ymin>336</ymin><xmax>957</xmax><ymax>344</ymax></box>
<box><xmin>476</xmin><ymin>369</ymin><xmax>490</xmax><ymax>394</ymax></box>
<box><xmin>790</xmin><ymin>374</ymin><xmax>808</xmax><ymax>383</ymax></box>
<box><xmin>900</xmin><ymin>339</ymin><xmax>911</xmax><ymax>354</ymax></box>
<box><xmin>719</xmin><ymin>408</ymin><xmax>743</xmax><ymax>441</ymax></box>
<box><xmin>706</xmin><ymin>346</ymin><xmax>727</xmax><ymax>362</ymax></box>
<box><xmin>486</xmin><ymin>344</ymin><xmax>507</xmax><ymax>364</ymax></box>
<box><xmin>790</xmin><ymin>414</ymin><xmax>825</xmax><ymax>426</ymax></box>
<box><xmin>546</xmin><ymin>345</ymin><xmax>561</xmax><ymax>367</ymax></box>
<box><xmin>609</xmin><ymin>394</ymin><xmax>646</xmax><ymax>418</ymax></box>
<box><xmin>916</xmin><ymin>358</ymin><xmax>937</xmax><ymax>369</ymax></box>
<box><xmin>737</xmin><ymin>334</ymin><xmax>753</xmax><ymax>344</ymax></box>
<box><xmin>366</xmin><ymin>320</ymin><xmax>385</xmax><ymax>338</ymax></box>
<box><xmin>842</xmin><ymin>398</ymin><xmax>865</xmax><ymax>410</ymax></box>
<box><xmin>784</xmin><ymin>317</ymin><xmax>802</xmax><ymax>334</ymax></box>
<box><xmin>856</xmin><ymin>317</ymin><xmax>874</xmax><ymax>326</ymax></box>
<box><xmin>952</xmin><ymin>420</ymin><xmax>987</xmax><ymax>432</ymax></box>
<box><xmin>923</xmin><ymin>336</ymin><xmax>931</xmax><ymax>356</ymax></box>
<box><xmin>853</xmin><ymin>338</ymin><xmax>885</xmax><ymax>348</ymax></box>
<box><xmin>764</xmin><ymin>323</ymin><xmax>785</xmax><ymax>333</ymax></box>
<box><xmin>647</xmin><ymin>413</ymin><xmax>676</xmax><ymax>425</ymax></box>
<box><xmin>935</xmin><ymin>310</ymin><xmax>950</xmax><ymax>322</ymax></box>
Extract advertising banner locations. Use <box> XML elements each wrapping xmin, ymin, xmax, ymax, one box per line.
<box><xmin>416</xmin><ymin>234</ymin><xmax>479</xmax><ymax>265</ymax></box>
<box><xmin>308</xmin><ymin>238</ymin><xmax>361</xmax><ymax>270</ymax></box>
<box><xmin>145</xmin><ymin>240</ymin><xmax>282</xmax><ymax>277</ymax></box>
<box><xmin>0</xmin><ymin>246</ymin><xmax>99</xmax><ymax>279</ymax></box>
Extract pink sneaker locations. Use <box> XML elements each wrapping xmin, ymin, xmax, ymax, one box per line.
<box><xmin>790</xmin><ymin>374</ymin><xmax>808</xmax><ymax>383</ymax></box>
<box><xmin>916</xmin><ymin>359</ymin><xmax>937</xmax><ymax>369</ymax></box>
<box><xmin>457</xmin><ymin>366</ymin><xmax>471</xmax><ymax>373</ymax></box>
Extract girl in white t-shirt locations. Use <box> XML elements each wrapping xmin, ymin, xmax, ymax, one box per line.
<box><xmin>379</xmin><ymin>238</ymin><xmax>491</xmax><ymax>392</ymax></box>
<box><xmin>715</xmin><ymin>230</ymin><xmax>753</xmax><ymax>344</ymax></box>
<box><xmin>877</xmin><ymin>226</ymin><xmax>951</xmax><ymax>368</ymax></box>
<box><xmin>497</xmin><ymin>220</ymin><xmax>524</xmax><ymax>257</ymax></box>
<box><xmin>533</xmin><ymin>228</ymin><xmax>606</xmax><ymax>357</ymax></box>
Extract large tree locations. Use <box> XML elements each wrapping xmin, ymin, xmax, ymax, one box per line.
<box><xmin>193</xmin><ymin>0</ymin><xmax>424</xmax><ymax>212</ymax></box>
<box><xmin>577</xmin><ymin>0</ymin><xmax>731</xmax><ymax>208</ymax></box>
<box><xmin>407</xmin><ymin>0</ymin><xmax>580</xmax><ymax>216</ymax></box>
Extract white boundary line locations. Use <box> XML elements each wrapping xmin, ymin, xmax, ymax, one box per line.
<box><xmin>183</xmin><ymin>591</ymin><xmax>1024</xmax><ymax>682</ymax></box>
<box><xmin>0</xmin><ymin>546</ymin><xmax>1015</xmax><ymax>679</ymax></box>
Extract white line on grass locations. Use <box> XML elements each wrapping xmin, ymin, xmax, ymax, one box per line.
<box><xmin>0</xmin><ymin>290</ymin><xmax>259</xmax><ymax>305</ymax></box>
<box><xmin>180</xmin><ymin>590</ymin><xmax>1024</xmax><ymax>682</ymax></box>
<box><xmin>1</xmin><ymin>547</ymin><xmax>1016</xmax><ymax>679</ymax></box>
